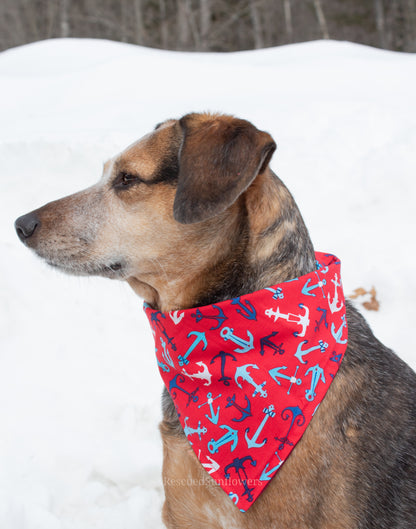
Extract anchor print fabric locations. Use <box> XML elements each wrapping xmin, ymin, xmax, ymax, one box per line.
<box><xmin>144</xmin><ymin>252</ymin><xmax>348</xmax><ymax>512</ymax></box>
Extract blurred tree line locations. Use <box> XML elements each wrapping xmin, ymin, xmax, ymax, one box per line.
<box><xmin>1</xmin><ymin>0</ymin><xmax>415</xmax><ymax>53</ymax></box>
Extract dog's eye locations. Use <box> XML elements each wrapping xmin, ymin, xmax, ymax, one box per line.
<box><xmin>114</xmin><ymin>172</ymin><xmax>142</xmax><ymax>189</ymax></box>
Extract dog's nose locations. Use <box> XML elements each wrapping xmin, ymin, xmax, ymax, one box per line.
<box><xmin>15</xmin><ymin>212</ymin><xmax>40</xmax><ymax>241</ymax></box>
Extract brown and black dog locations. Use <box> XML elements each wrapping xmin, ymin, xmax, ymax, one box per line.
<box><xmin>15</xmin><ymin>113</ymin><xmax>416</xmax><ymax>528</ymax></box>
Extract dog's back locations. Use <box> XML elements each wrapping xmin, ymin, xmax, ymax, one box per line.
<box><xmin>343</xmin><ymin>302</ymin><xmax>416</xmax><ymax>528</ymax></box>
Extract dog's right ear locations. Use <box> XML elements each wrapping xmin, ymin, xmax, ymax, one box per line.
<box><xmin>173</xmin><ymin>113</ymin><xmax>276</xmax><ymax>224</ymax></box>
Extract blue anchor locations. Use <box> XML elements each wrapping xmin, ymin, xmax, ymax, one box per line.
<box><xmin>268</xmin><ymin>365</ymin><xmax>302</xmax><ymax>395</ymax></box>
<box><xmin>259</xmin><ymin>331</ymin><xmax>285</xmax><ymax>356</ymax></box>
<box><xmin>178</xmin><ymin>331</ymin><xmax>207</xmax><ymax>366</ymax></box>
<box><xmin>245</xmin><ymin>404</ymin><xmax>275</xmax><ymax>448</ymax></box>
<box><xmin>211</xmin><ymin>350</ymin><xmax>237</xmax><ymax>386</ymax></box>
<box><xmin>191</xmin><ymin>305</ymin><xmax>227</xmax><ymax>330</ymax></box>
<box><xmin>316</xmin><ymin>261</ymin><xmax>329</xmax><ymax>274</ymax></box>
<box><xmin>157</xmin><ymin>358</ymin><xmax>170</xmax><ymax>372</ymax></box>
<box><xmin>224</xmin><ymin>456</ymin><xmax>257</xmax><ymax>503</ymax></box>
<box><xmin>275</xmin><ymin>406</ymin><xmax>305</xmax><ymax>451</ymax></box>
<box><xmin>150</xmin><ymin>311</ymin><xmax>177</xmax><ymax>351</ymax></box>
<box><xmin>225</xmin><ymin>394</ymin><xmax>252</xmax><ymax>422</ymax></box>
<box><xmin>230</xmin><ymin>297</ymin><xmax>257</xmax><ymax>320</ymax></box>
<box><xmin>208</xmin><ymin>425</ymin><xmax>239</xmax><ymax>454</ymax></box>
<box><xmin>265</xmin><ymin>286</ymin><xmax>284</xmax><ymax>300</ymax></box>
<box><xmin>229</xmin><ymin>492</ymin><xmax>239</xmax><ymax>505</ymax></box>
<box><xmin>331</xmin><ymin>315</ymin><xmax>347</xmax><ymax>344</ymax></box>
<box><xmin>183</xmin><ymin>417</ymin><xmax>207</xmax><ymax>444</ymax></box>
<box><xmin>198</xmin><ymin>392</ymin><xmax>221</xmax><ymax>425</ymax></box>
<box><xmin>220</xmin><ymin>327</ymin><xmax>254</xmax><ymax>354</ymax></box>
<box><xmin>160</xmin><ymin>337</ymin><xmax>174</xmax><ymax>368</ymax></box>
<box><xmin>304</xmin><ymin>364</ymin><xmax>326</xmax><ymax>401</ymax></box>
<box><xmin>294</xmin><ymin>339</ymin><xmax>328</xmax><ymax>365</ymax></box>
<box><xmin>260</xmin><ymin>452</ymin><xmax>284</xmax><ymax>481</ymax></box>
<box><xmin>235</xmin><ymin>364</ymin><xmax>267</xmax><ymax>398</ymax></box>
<box><xmin>301</xmin><ymin>272</ymin><xmax>326</xmax><ymax>297</ymax></box>
<box><xmin>314</xmin><ymin>307</ymin><xmax>328</xmax><ymax>332</ymax></box>
<box><xmin>169</xmin><ymin>373</ymin><xmax>199</xmax><ymax>407</ymax></box>
<box><xmin>312</xmin><ymin>403</ymin><xmax>320</xmax><ymax>416</ymax></box>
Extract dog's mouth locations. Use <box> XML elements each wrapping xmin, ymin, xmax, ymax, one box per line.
<box><xmin>45</xmin><ymin>258</ymin><xmax>127</xmax><ymax>279</ymax></box>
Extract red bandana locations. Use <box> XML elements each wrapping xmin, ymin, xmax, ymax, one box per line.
<box><xmin>144</xmin><ymin>252</ymin><xmax>347</xmax><ymax>511</ymax></box>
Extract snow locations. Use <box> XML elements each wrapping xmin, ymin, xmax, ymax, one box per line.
<box><xmin>1</xmin><ymin>38</ymin><xmax>415</xmax><ymax>528</ymax></box>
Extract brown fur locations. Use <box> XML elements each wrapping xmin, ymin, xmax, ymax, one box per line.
<box><xmin>15</xmin><ymin>113</ymin><xmax>416</xmax><ymax>528</ymax></box>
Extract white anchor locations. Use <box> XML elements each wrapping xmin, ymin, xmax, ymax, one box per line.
<box><xmin>182</xmin><ymin>361</ymin><xmax>212</xmax><ymax>386</ymax></box>
<box><xmin>198</xmin><ymin>450</ymin><xmax>220</xmax><ymax>475</ymax></box>
<box><xmin>170</xmin><ymin>310</ymin><xmax>185</xmax><ymax>324</ymax></box>
<box><xmin>328</xmin><ymin>273</ymin><xmax>343</xmax><ymax>313</ymax></box>
<box><xmin>265</xmin><ymin>303</ymin><xmax>310</xmax><ymax>337</ymax></box>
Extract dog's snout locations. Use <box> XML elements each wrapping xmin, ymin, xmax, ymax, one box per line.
<box><xmin>15</xmin><ymin>212</ymin><xmax>40</xmax><ymax>241</ymax></box>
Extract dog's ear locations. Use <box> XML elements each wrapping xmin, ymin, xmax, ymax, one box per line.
<box><xmin>173</xmin><ymin>114</ymin><xmax>276</xmax><ymax>224</ymax></box>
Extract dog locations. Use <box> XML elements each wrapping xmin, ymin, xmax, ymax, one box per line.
<box><xmin>15</xmin><ymin>113</ymin><xmax>416</xmax><ymax>528</ymax></box>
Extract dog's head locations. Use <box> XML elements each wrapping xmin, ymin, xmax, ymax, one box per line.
<box><xmin>15</xmin><ymin>113</ymin><xmax>276</xmax><ymax>309</ymax></box>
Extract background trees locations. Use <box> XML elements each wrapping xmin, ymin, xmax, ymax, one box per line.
<box><xmin>1</xmin><ymin>0</ymin><xmax>415</xmax><ymax>53</ymax></box>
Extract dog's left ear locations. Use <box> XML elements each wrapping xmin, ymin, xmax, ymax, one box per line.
<box><xmin>173</xmin><ymin>114</ymin><xmax>276</xmax><ymax>224</ymax></box>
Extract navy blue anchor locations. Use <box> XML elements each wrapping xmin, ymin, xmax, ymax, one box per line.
<box><xmin>150</xmin><ymin>311</ymin><xmax>177</xmax><ymax>351</ymax></box>
<box><xmin>259</xmin><ymin>331</ymin><xmax>285</xmax><ymax>356</ymax></box>
<box><xmin>191</xmin><ymin>305</ymin><xmax>227</xmax><ymax>330</ymax></box>
<box><xmin>224</xmin><ymin>456</ymin><xmax>257</xmax><ymax>503</ymax></box>
<box><xmin>331</xmin><ymin>314</ymin><xmax>347</xmax><ymax>344</ymax></box>
<box><xmin>225</xmin><ymin>394</ymin><xmax>252</xmax><ymax>422</ymax></box>
<box><xmin>230</xmin><ymin>297</ymin><xmax>257</xmax><ymax>320</ymax></box>
<box><xmin>314</xmin><ymin>307</ymin><xmax>328</xmax><ymax>332</ymax></box>
<box><xmin>324</xmin><ymin>254</ymin><xmax>340</xmax><ymax>265</ymax></box>
<box><xmin>330</xmin><ymin>350</ymin><xmax>342</xmax><ymax>363</ymax></box>
<box><xmin>211</xmin><ymin>350</ymin><xmax>237</xmax><ymax>386</ymax></box>
<box><xmin>169</xmin><ymin>373</ymin><xmax>199</xmax><ymax>407</ymax></box>
<box><xmin>275</xmin><ymin>406</ymin><xmax>305</xmax><ymax>451</ymax></box>
<box><xmin>301</xmin><ymin>271</ymin><xmax>326</xmax><ymax>298</ymax></box>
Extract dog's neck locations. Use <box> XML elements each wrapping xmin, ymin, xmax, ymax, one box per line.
<box><xmin>128</xmin><ymin>169</ymin><xmax>316</xmax><ymax>312</ymax></box>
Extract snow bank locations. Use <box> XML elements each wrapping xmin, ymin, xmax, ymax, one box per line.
<box><xmin>1</xmin><ymin>38</ymin><xmax>415</xmax><ymax>528</ymax></box>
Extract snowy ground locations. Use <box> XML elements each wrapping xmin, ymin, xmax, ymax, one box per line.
<box><xmin>0</xmin><ymin>38</ymin><xmax>415</xmax><ymax>529</ymax></box>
